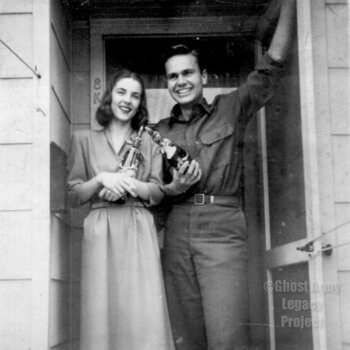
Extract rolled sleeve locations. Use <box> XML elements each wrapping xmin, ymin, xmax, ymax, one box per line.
<box><xmin>239</xmin><ymin>53</ymin><xmax>285</xmax><ymax>118</ymax></box>
<box><xmin>145</xmin><ymin>142</ymin><xmax>164</xmax><ymax>206</ymax></box>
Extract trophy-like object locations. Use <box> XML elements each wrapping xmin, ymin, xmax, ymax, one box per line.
<box><xmin>145</xmin><ymin>126</ymin><xmax>192</xmax><ymax>171</ymax></box>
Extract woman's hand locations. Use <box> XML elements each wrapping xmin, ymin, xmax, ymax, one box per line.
<box><xmin>98</xmin><ymin>172</ymin><xmax>137</xmax><ymax>200</ymax></box>
<box><xmin>98</xmin><ymin>187</ymin><xmax>122</xmax><ymax>201</ymax></box>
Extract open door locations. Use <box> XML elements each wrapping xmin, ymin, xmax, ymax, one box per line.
<box><xmin>259</xmin><ymin>3</ymin><xmax>328</xmax><ymax>349</ymax></box>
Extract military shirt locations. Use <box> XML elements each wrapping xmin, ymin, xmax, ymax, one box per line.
<box><xmin>155</xmin><ymin>53</ymin><xmax>284</xmax><ymax>201</ymax></box>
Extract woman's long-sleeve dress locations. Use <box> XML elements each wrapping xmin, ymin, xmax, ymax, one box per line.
<box><xmin>67</xmin><ymin>128</ymin><xmax>174</xmax><ymax>350</ymax></box>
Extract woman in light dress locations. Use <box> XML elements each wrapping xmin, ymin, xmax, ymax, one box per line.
<box><xmin>68</xmin><ymin>69</ymin><xmax>175</xmax><ymax>350</ymax></box>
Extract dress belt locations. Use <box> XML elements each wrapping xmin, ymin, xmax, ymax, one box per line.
<box><xmin>179</xmin><ymin>194</ymin><xmax>241</xmax><ymax>206</ymax></box>
<box><xmin>91</xmin><ymin>200</ymin><xmax>145</xmax><ymax>209</ymax></box>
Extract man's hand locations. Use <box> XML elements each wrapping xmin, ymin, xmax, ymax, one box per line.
<box><xmin>165</xmin><ymin>160</ymin><xmax>202</xmax><ymax>196</ymax></box>
<box><xmin>267</xmin><ymin>0</ymin><xmax>296</xmax><ymax>63</ymax></box>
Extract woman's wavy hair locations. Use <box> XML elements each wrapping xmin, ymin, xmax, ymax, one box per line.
<box><xmin>95</xmin><ymin>69</ymin><xmax>148</xmax><ymax>130</ymax></box>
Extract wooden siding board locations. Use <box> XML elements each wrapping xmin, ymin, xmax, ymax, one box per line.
<box><xmin>72</xmin><ymin>72</ymin><xmax>90</xmax><ymax>124</ymax></box>
<box><xmin>326</xmin><ymin>0</ymin><xmax>349</xmax><ymax>4</ymax></box>
<box><xmin>51</xmin><ymin>343</ymin><xmax>70</xmax><ymax>350</ymax></box>
<box><xmin>51</xmin><ymin>216</ymin><xmax>70</xmax><ymax>281</ymax></box>
<box><xmin>50</xmin><ymin>29</ymin><xmax>71</xmax><ymax>118</ymax></box>
<box><xmin>70</xmin><ymin>339</ymin><xmax>80</xmax><ymax>350</ymax></box>
<box><xmin>338</xmin><ymin>272</ymin><xmax>350</xmax><ymax>344</ymax></box>
<box><xmin>0</xmin><ymin>211</ymin><xmax>32</xmax><ymax>279</ymax></box>
<box><xmin>333</xmin><ymin>136</ymin><xmax>350</xmax><ymax>202</ymax></box>
<box><xmin>51</xmin><ymin>0</ymin><xmax>72</xmax><ymax>66</ymax></box>
<box><xmin>72</xmin><ymin>123</ymin><xmax>90</xmax><ymax>132</ymax></box>
<box><xmin>329</xmin><ymin>68</ymin><xmax>350</xmax><ymax>135</ymax></box>
<box><xmin>0</xmin><ymin>281</ymin><xmax>31</xmax><ymax>349</ymax></box>
<box><xmin>335</xmin><ymin>203</ymin><xmax>350</xmax><ymax>271</ymax></box>
<box><xmin>50</xmin><ymin>280</ymin><xmax>70</xmax><ymax>347</ymax></box>
<box><xmin>0</xmin><ymin>0</ymin><xmax>32</xmax><ymax>13</ymax></box>
<box><xmin>51</xmin><ymin>89</ymin><xmax>71</xmax><ymax>153</ymax></box>
<box><xmin>71</xmin><ymin>228</ymin><xmax>82</xmax><ymax>282</ymax></box>
<box><xmin>72</xmin><ymin>26</ymin><xmax>90</xmax><ymax>72</ymax></box>
<box><xmin>70</xmin><ymin>280</ymin><xmax>81</xmax><ymax>339</ymax></box>
<box><xmin>0</xmin><ymin>78</ymin><xmax>33</xmax><ymax>143</ymax></box>
<box><xmin>0</xmin><ymin>14</ymin><xmax>33</xmax><ymax>78</ymax></box>
<box><xmin>326</xmin><ymin>4</ymin><xmax>349</xmax><ymax>67</ymax></box>
<box><xmin>0</xmin><ymin>144</ymin><xmax>33</xmax><ymax>210</ymax></box>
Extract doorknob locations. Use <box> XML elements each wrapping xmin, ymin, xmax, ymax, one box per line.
<box><xmin>296</xmin><ymin>241</ymin><xmax>333</xmax><ymax>256</ymax></box>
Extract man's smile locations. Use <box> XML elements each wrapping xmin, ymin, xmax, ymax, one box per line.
<box><xmin>176</xmin><ymin>87</ymin><xmax>192</xmax><ymax>96</ymax></box>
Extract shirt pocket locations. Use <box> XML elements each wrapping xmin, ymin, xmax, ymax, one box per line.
<box><xmin>199</xmin><ymin>123</ymin><xmax>235</xmax><ymax>170</ymax></box>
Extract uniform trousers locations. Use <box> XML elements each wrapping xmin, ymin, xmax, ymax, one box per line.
<box><xmin>163</xmin><ymin>202</ymin><xmax>249</xmax><ymax>350</ymax></box>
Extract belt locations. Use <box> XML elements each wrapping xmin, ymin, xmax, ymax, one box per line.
<box><xmin>91</xmin><ymin>200</ymin><xmax>145</xmax><ymax>209</ymax></box>
<box><xmin>180</xmin><ymin>194</ymin><xmax>241</xmax><ymax>206</ymax></box>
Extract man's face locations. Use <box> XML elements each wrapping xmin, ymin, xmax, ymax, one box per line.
<box><xmin>165</xmin><ymin>54</ymin><xmax>207</xmax><ymax>108</ymax></box>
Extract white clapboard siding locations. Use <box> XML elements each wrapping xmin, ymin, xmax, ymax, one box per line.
<box><xmin>0</xmin><ymin>0</ymin><xmax>32</xmax><ymax>13</ymax></box>
<box><xmin>325</xmin><ymin>2</ymin><xmax>350</xmax><ymax>349</ymax></box>
<box><xmin>329</xmin><ymin>68</ymin><xmax>350</xmax><ymax>135</ymax></box>
<box><xmin>0</xmin><ymin>14</ymin><xmax>33</xmax><ymax>78</ymax></box>
<box><xmin>336</xmin><ymin>203</ymin><xmax>350</xmax><ymax>271</ymax></box>
<box><xmin>0</xmin><ymin>79</ymin><xmax>33</xmax><ymax>144</ymax></box>
<box><xmin>0</xmin><ymin>211</ymin><xmax>32</xmax><ymax>279</ymax></box>
<box><xmin>0</xmin><ymin>281</ymin><xmax>31</xmax><ymax>349</ymax></box>
<box><xmin>333</xmin><ymin>137</ymin><xmax>350</xmax><ymax>203</ymax></box>
<box><xmin>338</xmin><ymin>272</ymin><xmax>350</xmax><ymax>344</ymax></box>
<box><xmin>0</xmin><ymin>144</ymin><xmax>33</xmax><ymax>210</ymax></box>
<box><xmin>326</xmin><ymin>3</ymin><xmax>349</xmax><ymax>68</ymax></box>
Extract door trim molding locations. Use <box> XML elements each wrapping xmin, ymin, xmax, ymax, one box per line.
<box><xmin>89</xmin><ymin>16</ymin><xmax>258</xmax><ymax>129</ymax></box>
<box><xmin>90</xmin><ymin>16</ymin><xmax>258</xmax><ymax>36</ymax></box>
<box><xmin>297</xmin><ymin>0</ymin><xmax>328</xmax><ymax>349</ymax></box>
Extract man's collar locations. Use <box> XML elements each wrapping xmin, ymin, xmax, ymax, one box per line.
<box><xmin>169</xmin><ymin>98</ymin><xmax>212</xmax><ymax>126</ymax></box>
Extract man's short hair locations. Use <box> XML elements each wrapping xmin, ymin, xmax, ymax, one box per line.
<box><xmin>162</xmin><ymin>44</ymin><xmax>203</xmax><ymax>72</ymax></box>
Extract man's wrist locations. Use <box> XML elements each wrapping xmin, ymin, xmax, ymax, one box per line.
<box><xmin>163</xmin><ymin>182</ymin><xmax>187</xmax><ymax>197</ymax></box>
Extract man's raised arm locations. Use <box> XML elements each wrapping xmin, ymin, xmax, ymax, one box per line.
<box><xmin>260</xmin><ymin>0</ymin><xmax>297</xmax><ymax>63</ymax></box>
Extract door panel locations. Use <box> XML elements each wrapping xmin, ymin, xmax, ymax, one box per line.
<box><xmin>272</xmin><ymin>263</ymin><xmax>313</xmax><ymax>350</ymax></box>
<box><xmin>260</xmin><ymin>3</ymin><xmax>327</xmax><ymax>349</ymax></box>
<box><xmin>265</xmin><ymin>35</ymin><xmax>306</xmax><ymax>249</ymax></box>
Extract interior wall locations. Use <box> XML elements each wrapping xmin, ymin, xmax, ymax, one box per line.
<box><xmin>49</xmin><ymin>0</ymin><xmax>73</xmax><ymax>349</ymax></box>
<box><xmin>69</xmin><ymin>19</ymin><xmax>92</xmax><ymax>349</ymax></box>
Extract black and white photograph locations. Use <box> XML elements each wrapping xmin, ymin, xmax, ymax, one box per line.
<box><xmin>0</xmin><ymin>0</ymin><xmax>349</xmax><ymax>349</ymax></box>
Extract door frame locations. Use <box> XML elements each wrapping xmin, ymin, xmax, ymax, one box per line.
<box><xmin>258</xmin><ymin>0</ymin><xmax>328</xmax><ymax>349</ymax></box>
<box><xmin>88</xmin><ymin>5</ymin><xmax>329</xmax><ymax>348</ymax></box>
<box><xmin>89</xmin><ymin>15</ymin><xmax>258</xmax><ymax>129</ymax></box>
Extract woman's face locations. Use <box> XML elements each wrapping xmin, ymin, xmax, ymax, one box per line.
<box><xmin>111</xmin><ymin>77</ymin><xmax>142</xmax><ymax>123</ymax></box>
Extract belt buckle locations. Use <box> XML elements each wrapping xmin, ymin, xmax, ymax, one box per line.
<box><xmin>194</xmin><ymin>193</ymin><xmax>205</xmax><ymax>205</ymax></box>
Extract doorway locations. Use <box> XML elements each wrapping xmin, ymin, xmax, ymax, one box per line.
<box><xmin>96</xmin><ymin>15</ymin><xmax>319</xmax><ymax>347</ymax></box>
<box><xmin>104</xmin><ymin>34</ymin><xmax>268</xmax><ymax>347</ymax></box>
<box><xmin>104</xmin><ymin>35</ymin><xmax>255</xmax><ymax>123</ymax></box>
